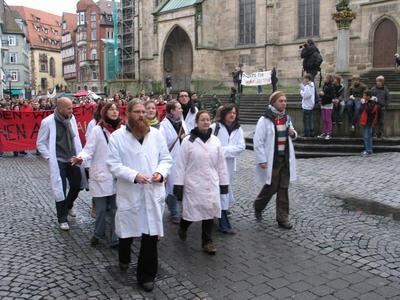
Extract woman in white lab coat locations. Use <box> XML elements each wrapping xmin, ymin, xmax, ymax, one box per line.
<box><xmin>211</xmin><ymin>104</ymin><xmax>245</xmax><ymax>234</ymax></box>
<box><xmin>174</xmin><ymin>110</ymin><xmax>229</xmax><ymax>254</ymax></box>
<box><xmin>71</xmin><ymin>102</ymin><xmax>122</xmax><ymax>247</ymax></box>
<box><xmin>159</xmin><ymin>100</ymin><xmax>188</xmax><ymax>223</ymax></box>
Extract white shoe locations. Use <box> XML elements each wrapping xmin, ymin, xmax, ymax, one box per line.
<box><xmin>68</xmin><ymin>208</ymin><xmax>76</xmax><ymax>217</ymax></box>
<box><xmin>60</xmin><ymin>222</ymin><xmax>70</xmax><ymax>231</ymax></box>
<box><xmin>324</xmin><ymin>134</ymin><xmax>331</xmax><ymax>140</ymax></box>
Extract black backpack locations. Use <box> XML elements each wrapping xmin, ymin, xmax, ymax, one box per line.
<box><xmin>310</xmin><ymin>51</ymin><xmax>323</xmax><ymax>71</ymax></box>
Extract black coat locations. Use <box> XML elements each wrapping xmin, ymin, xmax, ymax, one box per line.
<box><xmin>320</xmin><ymin>82</ymin><xmax>335</xmax><ymax>105</ymax></box>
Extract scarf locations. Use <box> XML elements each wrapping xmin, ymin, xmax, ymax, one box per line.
<box><xmin>100</xmin><ymin>117</ymin><xmax>122</xmax><ymax>134</ymax></box>
<box><xmin>190</xmin><ymin>127</ymin><xmax>212</xmax><ymax>143</ymax></box>
<box><xmin>269</xmin><ymin>105</ymin><xmax>286</xmax><ymax>118</ymax></box>
<box><xmin>221</xmin><ymin>120</ymin><xmax>240</xmax><ymax>136</ymax></box>
<box><xmin>181</xmin><ymin>102</ymin><xmax>192</xmax><ymax>119</ymax></box>
<box><xmin>54</xmin><ymin>109</ymin><xmax>75</xmax><ymax>154</ymax></box>
<box><xmin>146</xmin><ymin>117</ymin><xmax>159</xmax><ymax>127</ymax></box>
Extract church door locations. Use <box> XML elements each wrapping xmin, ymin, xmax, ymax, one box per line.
<box><xmin>163</xmin><ymin>27</ymin><xmax>193</xmax><ymax>91</ymax></box>
<box><xmin>373</xmin><ymin>19</ymin><xmax>398</xmax><ymax>68</ymax></box>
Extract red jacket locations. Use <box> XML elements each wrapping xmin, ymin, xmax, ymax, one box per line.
<box><xmin>359</xmin><ymin>100</ymin><xmax>378</xmax><ymax>127</ymax></box>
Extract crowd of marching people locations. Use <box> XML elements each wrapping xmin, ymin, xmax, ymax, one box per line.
<box><xmin>28</xmin><ymin>86</ymin><xmax>298</xmax><ymax>292</ymax></box>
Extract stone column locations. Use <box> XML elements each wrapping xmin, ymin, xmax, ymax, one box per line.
<box><xmin>332</xmin><ymin>1</ymin><xmax>356</xmax><ymax>93</ymax></box>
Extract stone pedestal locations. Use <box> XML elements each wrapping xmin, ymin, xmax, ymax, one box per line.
<box><xmin>336</xmin><ymin>29</ymin><xmax>350</xmax><ymax>73</ymax></box>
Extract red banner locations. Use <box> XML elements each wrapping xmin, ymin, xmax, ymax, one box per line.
<box><xmin>0</xmin><ymin>104</ymin><xmax>98</xmax><ymax>152</ymax></box>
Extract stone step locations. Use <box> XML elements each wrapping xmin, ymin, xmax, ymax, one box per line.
<box><xmin>244</xmin><ymin>136</ymin><xmax>400</xmax><ymax>158</ymax></box>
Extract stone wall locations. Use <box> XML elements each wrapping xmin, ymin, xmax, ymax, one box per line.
<box><xmin>136</xmin><ymin>0</ymin><xmax>400</xmax><ymax>88</ymax></box>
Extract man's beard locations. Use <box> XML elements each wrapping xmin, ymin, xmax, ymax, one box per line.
<box><xmin>127</xmin><ymin>115</ymin><xmax>149</xmax><ymax>138</ymax></box>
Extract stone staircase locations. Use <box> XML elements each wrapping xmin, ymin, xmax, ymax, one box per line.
<box><xmin>360</xmin><ymin>69</ymin><xmax>400</xmax><ymax>92</ymax></box>
<box><xmin>244</xmin><ymin>135</ymin><xmax>400</xmax><ymax>158</ymax></box>
<box><xmin>202</xmin><ymin>93</ymin><xmax>400</xmax><ymax>158</ymax></box>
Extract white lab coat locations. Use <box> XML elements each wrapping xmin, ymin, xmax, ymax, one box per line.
<box><xmin>83</xmin><ymin>118</ymin><xmax>97</xmax><ymax>168</ymax></box>
<box><xmin>253</xmin><ymin>116</ymin><xmax>297</xmax><ymax>185</ymax></box>
<box><xmin>36</xmin><ymin>114</ymin><xmax>86</xmax><ymax>202</ymax></box>
<box><xmin>78</xmin><ymin>125</ymin><xmax>115</xmax><ymax>197</ymax></box>
<box><xmin>107</xmin><ymin>126</ymin><xmax>172</xmax><ymax>238</ymax></box>
<box><xmin>159</xmin><ymin>118</ymin><xmax>188</xmax><ymax>195</ymax></box>
<box><xmin>211</xmin><ymin>123</ymin><xmax>245</xmax><ymax>210</ymax></box>
<box><xmin>175</xmin><ymin>134</ymin><xmax>229</xmax><ymax>222</ymax></box>
<box><xmin>184</xmin><ymin>107</ymin><xmax>198</xmax><ymax>132</ymax></box>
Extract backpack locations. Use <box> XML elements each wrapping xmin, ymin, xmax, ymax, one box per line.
<box><xmin>309</xmin><ymin>51</ymin><xmax>323</xmax><ymax>70</ymax></box>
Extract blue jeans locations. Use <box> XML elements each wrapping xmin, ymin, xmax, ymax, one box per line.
<box><xmin>362</xmin><ymin>126</ymin><xmax>373</xmax><ymax>154</ymax></box>
<box><xmin>219</xmin><ymin>210</ymin><xmax>232</xmax><ymax>232</ymax></box>
<box><xmin>165</xmin><ymin>194</ymin><xmax>179</xmax><ymax>217</ymax></box>
<box><xmin>332</xmin><ymin>101</ymin><xmax>345</xmax><ymax>123</ymax></box>
<box><xmin>302</xmin><ymin>109</ymin><xmax>314</xmax><ymax>137</ymax></box>
<box><xmin>93</xmin><ymin>195</ymin><xmax>118</xmax><ymax>243</ymax></box>
<box><xmin>347</xmin><ymin>98</ymin><xmax>361</xmax><ymax>126</ymax></box>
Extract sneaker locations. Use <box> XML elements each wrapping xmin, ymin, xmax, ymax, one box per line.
<box><xmin>317</xmin><ymin>133</ymin><xmax>326</xmax><ymax>138</ymax></box>
<box><xmin>221</xmin><ymin>228</ymin><xmax>237</xmax><ymax>235</ymax></box>
<box><xmin>178</xmin><ymin>228</ymin><xmax>187</xmax><ymax>241</ymax></box>
<box><xmin>324</xmin><ymin>134</ymin><xmax>331</xmax><ymax>140</ymax></box>
<box><xmin>19</xmin><ymin>151</ymin><xmax>27</xmax><ymax>156</ymax></box>
<box><xmin>203</xmin><ymin>243</ymin><xmax>217</xmax><ymax>255</ymax></box>
<box><xmin>351</xmin><ymin>125</ymin><xmax>355</xmax><ymax>131</ymax></box>
<box><xmin>361</xmin><ymin>150</ymin><xmax>369</xmax><ymax>156</ymax></box>
<box><xmin>68</xmin><ymin>208</ymin><xmax>76</xmax><ymax>217</ymax></box>
<box><xmin>278</xmin><ymin>221</ymin><xmax>293</xmax><ymax>229</ymax></box>
<box><xmin>60</xmin><ymin>222</ymin><xmax>70</xmax><ymax>231</ymax></box>
<box><xmin>90</xmin><ymin>236</ymin><xmax>99</xmax><ymax>246</ymax></box>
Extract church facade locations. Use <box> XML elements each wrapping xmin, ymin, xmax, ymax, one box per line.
<box><xmin>128</xmin><ymin>0</ymin><xmax>399</xmax><ymax>90</ymax></box>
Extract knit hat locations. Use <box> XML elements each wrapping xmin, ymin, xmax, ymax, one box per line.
<box><xmin>269</xmin><ymin>91</ymin><xmax>285</xmax><ymax>104</ymax></box>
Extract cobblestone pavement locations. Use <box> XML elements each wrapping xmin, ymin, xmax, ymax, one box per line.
<box><xmin>1</xmin><ymin>150</ymin><xmax>400</xmax><ymax>299</ymax></box>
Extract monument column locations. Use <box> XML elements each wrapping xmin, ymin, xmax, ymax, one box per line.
<box><xmin>332</xmin><ymin>1</ymin><xmax>356</xmax><ymax>90</ymax></box>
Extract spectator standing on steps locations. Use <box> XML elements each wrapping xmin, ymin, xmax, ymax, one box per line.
<box><xmin>318</xmin><ymin>75</ymin><xmax>335</xmax><ymax>140</ymax></box>
<box><xmin>359</xmin><ymin>90</ymin><xmax>378</xmax><ymax>156</ymax></box>
<box><xmin>165</xmin><ymin>75</ymin><xmax>172</xmax><ymax>95</ymax></box>
<box><xmin>300</xmin><ymin>73</ymin><xmax>315</xmax><ymax>137</ymax></box>
<box><xmin>371</xmin><ymin>76</ymin><xmax>391</xmax><ymax>138</ymax></box>
<box><xmin>253</xmin><ymin>91</ymin><xmax>297</xmax><ymax>229</ymax></box>
<box><xmin>36</xmin><ymin>97</ymin><xmax>86</xmax><ymax>231</ymax></box>
<box><xmin>271</xmin><ymin>66</ymin><xmax>278</xmax><ymax>93</ymax></box>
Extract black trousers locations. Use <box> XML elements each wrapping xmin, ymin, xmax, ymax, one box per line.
<box><xmin>119</xmin><ymin>234</ymin><xmax>158</xmax><ymax>283</ymax></box>
<box><xmin>180</xmin><ymin>219</ymin><xmax>213</xmax><ymax>246</ymax></box>
<box><xmin>56</xmin><ymin>161</ymin><xmax>82</xmax><ymax>223</ymax></box>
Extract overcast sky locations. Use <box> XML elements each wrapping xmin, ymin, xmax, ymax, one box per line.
<box><xmin>6</xmin><ymin>0</ymin><xmax>78</xmax><ymax>15</ymax></box>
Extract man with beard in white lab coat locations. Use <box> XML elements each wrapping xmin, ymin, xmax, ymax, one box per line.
<box><xmin>107</xmin><ymin>99</ymin><xmax>172</xmax><ymax>292</ymax></box>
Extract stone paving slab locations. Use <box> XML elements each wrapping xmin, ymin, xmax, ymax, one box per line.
<box><xmin>1</xmin><ymin>151</ymin><xmax>400</xmax><ymax>299</ymax></box>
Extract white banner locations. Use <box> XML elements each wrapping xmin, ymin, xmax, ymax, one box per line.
<box><xmin>241</xmin><ymin>71</ymin><xmax>271</xmax><ymax>86</ymax></box>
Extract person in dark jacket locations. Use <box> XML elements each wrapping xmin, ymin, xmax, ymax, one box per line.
<box><xmin>300</xmin><ymin>39</ymin><xmax>322</xmax><ymax>81</ymax></box>
<box><xmin>271</xmin><ymin>67</ymin><xmax>278</xmax><ymax>92</ymax></box>
<box><xmin>347</xmin><ymin>75</ymin><xmax>367</xmax><ymax>131</ymax></box>
<box><xmin>359</xmin><ymin>90</ymin><xmax>378</xmax><ymax>156</ymax></box>
<box><xmin>318</xmin><ymin>75</ymin><xmax>335</xmax><ymax>140</ymax></box>
<box><xmin>332</xmin><ymin>75</ymin><xmax>345</xmax><ymax>125</ymax></box>
<box><xmin>371</xmin><ymin>76</ymin><xmax>391</xmax><ymax>138</ymax></box>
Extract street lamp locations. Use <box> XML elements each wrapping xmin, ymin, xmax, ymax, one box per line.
<box><xmin>6</xmin><ymin>74</ymin><xmax>12</xmax><ymax>97</ymax></box>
